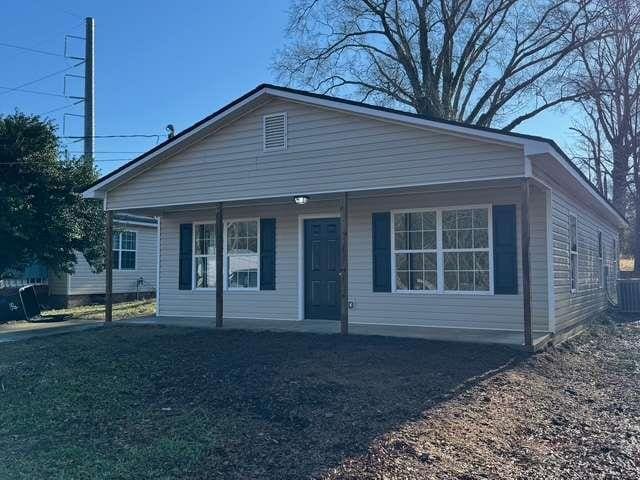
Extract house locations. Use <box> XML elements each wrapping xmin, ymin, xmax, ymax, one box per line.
<box><xmin>48</xmin><ymin>214</ymin><xmax>158</xmax><ymax>307</ymax></box>
<box><xmin>82</xmin><ymin>84</ymin><xmax>625</xmax><ymax>348</ymax></box>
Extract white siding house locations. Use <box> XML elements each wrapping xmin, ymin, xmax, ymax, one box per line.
<box><xmin>83</xmin><ymin>85</ymin><xmax>625</xmax><ymax>347</ymax></box>
<box><xmin>49</xmin><ymin>215</ymin><xmax>158</xmax><ymax>307</ymax></box>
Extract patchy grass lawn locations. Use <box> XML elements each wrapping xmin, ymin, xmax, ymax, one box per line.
<box><xmin>0</xmin><ymin>314</ymin><xmax>638</xmax><ymax>479</ymax></box>
<box><xmin>42</xmin><ymin>299</ymin><xmax>155</xmax><ymax>321</ymax></box>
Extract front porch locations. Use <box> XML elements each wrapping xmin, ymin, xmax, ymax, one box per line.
<box><xmin>104</xmin><ymin>178</ymin><xmax>550</xmax><ymax>349</ymax></box>
<box><xmin>124</xmin><ymin>316</ymin><xmax>552</xmax><ymax>350</ymax></box>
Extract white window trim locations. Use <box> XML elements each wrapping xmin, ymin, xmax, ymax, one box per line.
<box><xmin>262</xmin><ymin>112</ymin><xmax>287</xmax><ymax>152</ymax></box>
<box><xmin>224</xmin><ymin>217</ymin><xmax>260</xmax><ymax>291</ymax></box>
<box><xmin>568</xmin><ymin>213</ymin><xmax>578</xmax><ymax>294</ymax></box>
<box><xmin>113</xmin><ymin>230</ymin><xmax>137</xmax><ymax>271</ymax></box>
<box><xmin>390</xmin><ymin>204</ymin><xmax>494</xmax><ymax>295</ymax></box>
<box><xmin>192</xmin><ymin>222</ymin><xmax>216</xmax><ymax>291</ymax></box>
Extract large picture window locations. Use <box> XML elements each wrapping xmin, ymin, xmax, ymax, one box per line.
<box><xmin>226</xmin><ymin>219</ymin><xmax>259</xmax><ymax>289</ymax></box>
<box><xmin>112</xmin><ymin>231</ymin><xmax>136</xmax><ymax>270</ymax></box>
<box><xmin>569</xmin><ymin>215</ymin><xmax>578</xmax><ymax>292</ymax></box>
<box><xmin>442</xmin><ymin>208</ymin><xmax>490</xmax><ymax>292</ymax></box>
<box><xmin>391</xmin><ymin>206</ymin><xmax>492</xmax><ymax>294</ymax></box>
<box><xmin>193</xmin><ymin>223</ymin><xmax>216</xmax><ymax>288</ymax></box>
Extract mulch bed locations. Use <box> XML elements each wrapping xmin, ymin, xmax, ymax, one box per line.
<box><xmin>0</xmin><ymin>313</ymin><xmax>638</xmax><ymax>479</ymax></box>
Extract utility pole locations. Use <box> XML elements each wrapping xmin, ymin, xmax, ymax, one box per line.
<box><xmin>83</xmin><ymin>17</ymin><xmax>95</xmax><ymax>160</ymax></box>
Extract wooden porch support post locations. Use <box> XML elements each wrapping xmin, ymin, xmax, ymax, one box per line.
<box><xmin>216</xmin><ymin>203</ymin><xmax>224</xmax><ymax>328</ymax></box>
<box><xmin>340</xmin><ymin>192</ymin><xmax>349</xmax><ymax>335</ymax></box>
<box><xmin>105</xmin><ymin>210</ymin><xmax>113</xmax><ymax>323</ymax></box>
<box><xmin>521</xmin><ymin>179</ymin><xmax>533</xmax><ymax>349</ymax></box>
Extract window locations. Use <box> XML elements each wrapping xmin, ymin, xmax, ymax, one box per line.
<box><xmin>226</xmin><ymin>219</ymin><xmax>259</xmax><ymax>289</ymax></box>
<box><xmin>393</xmin><ymin>211</ymin><xmax>437</xmax><ymax>291</ymax></box>
<box><xmin>442</xmin><ymin>208</ymin><xmax>490</xmax><ymax>292</ymax></box>
<box><xmin>569</xmin><ymin>215</ymin><xmax>578</xmax><ymax>292</ymax></box>
<box><xmin>112</xmin><ymin>231</ymin><xmax>136</xmax><ymax>270</ymax></box>
<box><xmin>193</xmin><ymin>223</ymin><xmax>216</xmax><ymax>288</ymax></box>
<box><xmin>391</xmin><ymin>206</ymin><xmax>491</xmax><ymax>294</ymax></box>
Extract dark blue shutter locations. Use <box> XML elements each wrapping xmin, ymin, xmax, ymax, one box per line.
<box><xmin>372</xmin><ymin>212</ymin><xmax>391</xmax><ymax>292</ymax></box>
<box><xmin>493</xmin><ymin>205</ymin><xmax>517</xmax><ymax>294</ymax></box>
<box><xmin>260</xmin><ymin>218</ymin><xmax>276</xmax><ymax>290</ymax></box>
<box><xmin>179</xmin><ymin>223</ymin><xmax>192</xmax><ymax>290</ymax></box>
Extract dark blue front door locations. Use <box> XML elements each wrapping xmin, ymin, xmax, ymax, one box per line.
<box><xmin>304</xmin><ymin>218</ymin><xmax>340</xmax><ymax>320</ymax></box>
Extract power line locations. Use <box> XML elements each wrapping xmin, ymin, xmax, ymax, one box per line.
<box><xmin>0</xmin><ymin>86</ymin><xmax>66</xmax><ymax>98</ymax></box>
<box><xmin>60</xmin><ymin>134</ymin><xmax>163</xmax><ymax>139</ymax></box>
<box><xmin>67</xmin><ymin>150</ymin><xmax>144</xmax><ymax>154</ymax></box>
<box><xmin>39</xmin><ymin>99</ymin><xmax>83</xmax><ymax>116</ymax></box>
<box><xmin>0</xmin><ymin>41</ymin><xmax>65</xmax><ymax>57</ymax></box>
<box><xmin>0</xmin><ymin>61</ymin><xmax>83</xmax><ymax>97</ymax></box>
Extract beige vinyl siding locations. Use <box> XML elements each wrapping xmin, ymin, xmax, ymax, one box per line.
<box><xmin>67</xmin><ymin>225</ymin><xmax>157</xmax><ymax>295</ymax></box>
<box><xmin>47</xmin><ymin>272</ymin><xmax>69</xmax><ymax>295</ymax></box>
<box><xmin>106</xmin><ymin>99</ymin><xmax>524</xmax><ymax>210</ymax></box>
<box><xmin>533</xmin><ymin>164</ymin><xmax>619</xmax><ymax>331</ymax></box>
<box><xmin>158</xmin><ymin>186</ymin><xmax>549</xmax><ymax>332</ymax></box>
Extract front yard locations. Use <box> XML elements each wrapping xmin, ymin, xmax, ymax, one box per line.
<box><xmin>0</xmin><ymin>314</ymin><xmax>638</xmax><ymax>479</ymax></box>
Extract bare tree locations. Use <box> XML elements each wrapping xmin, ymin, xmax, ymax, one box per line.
<box><xmin>275</xmin><ymin>0</ymin><xmax>600</xmax><ymax>130</ymax></box>
<box><xmin>574</xmin><ymin>0</ymin><xmax>640</xmax><ymax>213</ymax></box>
<box><xmin>570</xmin><ymin>103</ymin><xmax>610</xmax><ymax>197</ymax></box>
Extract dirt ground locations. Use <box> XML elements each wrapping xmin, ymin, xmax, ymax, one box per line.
<box><xmin>0</xmin><ymin>312</ymin><xmax>638</xmax><ymax>479</ymax></box>
<box><xmin>325</xmin><ymin>313</ymin><xmax>640</xmax><ymax>480</ymax></box>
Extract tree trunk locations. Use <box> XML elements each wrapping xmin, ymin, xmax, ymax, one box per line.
<box><xmin>611</xmin><ymin>143</ymin><xmax>629</xmax><ymax>213</ymax></box>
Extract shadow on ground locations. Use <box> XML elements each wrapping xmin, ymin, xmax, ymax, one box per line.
<box><xmin>0</xmin><ymin>325</ymin><xmax>525</xmax><ymax>479</ymax></box>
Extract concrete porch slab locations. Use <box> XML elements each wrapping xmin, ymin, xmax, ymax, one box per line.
<box><xmin>123</xmin><ymin>316</ymin><xmax>550</xmax><ymax>349</ymax></box>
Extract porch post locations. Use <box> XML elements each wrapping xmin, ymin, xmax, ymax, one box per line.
<box><xmin>521</xmin><ymin>179</ymin><xmax>533</xmax><ymax>348</ymax></box>
<box><xmin>339</xmin><ymin>192</ymin><xmax>349</xmax><ymax>335</ymax></box>
<box><xmin>216</xmin><ymin>202</ymin><xmax>224</xmax><ymax>328</ymax></box>
<box><xmin>105</xmin><ymin>210</ymin><xmax>113</xmax><ymax>323</ymax></box>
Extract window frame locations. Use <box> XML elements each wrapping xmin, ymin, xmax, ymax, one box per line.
<box><xmin>224</xmin><ymin>217</ymin><xmax>260</xmax><ymax>291</ymax></box>
<box><xmin>192</xmin><ymin>222</ymin><xmax>217</xmax><ymax>290</ymax></box>
<box><xmin>568</xmin><ymin>214</ymin><xmax>578</xmax><ymax>294</ymax></box>
<box><xmin>112</xmin><ymin>230</ymin><xmax>137</xmax><ymax>271</ymax></box>
<box><xmin>390</xmin><ymin>204</ymin><xmax>494</xmax><ymax>295</ymax></box>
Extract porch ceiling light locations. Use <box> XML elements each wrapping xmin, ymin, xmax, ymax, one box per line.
<box><xmin>294</xmin><ymin>195</ymin><xmax>310</xmax><ymax>205</ymax></box>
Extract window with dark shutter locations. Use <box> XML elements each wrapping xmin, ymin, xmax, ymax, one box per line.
<box><xmin>492</xmin><ymin>205</ymin><xmax>517</xmax><ymax>294</ymax></box>
<box><xmin>372</xmin><ymin>212</ymin><xmax>391</xmax><ymax>292</ymax></box>
<box><xmin>260</xmin><ymin>218</ymin><xmax>276</xmax><ymax>290</ymax></box>
<box><xmin>179</xmin><ymin>223</ymin><xmax>193</xmax><ymax>290</ymax></box>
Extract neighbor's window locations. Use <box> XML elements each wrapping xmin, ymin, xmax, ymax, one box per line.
<box><xmin>112</xmin><ymin>231</ymin><xmax>136</xmax><ymax>270</ymax></box>
<box><xmin>569</xmin><ymin>215</ymin><xmax>578</xmax><ymax>292</ymax></box>
<box><xmin>393</xmin><ymin>211</ymin><xmax>437</xmax><ymax>291</ymax></box>
<box><xmin>226</xmin><ymin>219</ymin><xmax>259</xmax><ymax>289</ymax></box>
<box><xmin>193</xmin><ymin>223</ymin><xmax>216</xmax><ymax>288</ymax></box>
<box><xmin>442</xmin><ymin>208</ymin><xmax>490</xmax><ymax>292</ymax></box>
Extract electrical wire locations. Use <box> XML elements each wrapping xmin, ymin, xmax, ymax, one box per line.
<box><xmin>59</xmin><ymin>134</ymin><xmax>162</xmax><ymax>139</ymax></box>
<box><xmin>0</xmin><ymin>41</ymin><xmax>65</xmax><ymax>57</ymax></box>
<box><xmin>0</xmin><ymin>158</ymin><xmax>139</xmax><ymax>166</ymax></box>
<box><xmin>0</xmin><ymin>61</ymin><xmax>83</xmax><ymax>97</ymax></box>
<box><xmin>39</xmin><ymin>99</ymin><xmax>83</xmax><ymax>116</ymax></box>
<box><xmin>0</xmin><ymin>86</ymin><xmax>66</xmax><ymax>98</ymax></box>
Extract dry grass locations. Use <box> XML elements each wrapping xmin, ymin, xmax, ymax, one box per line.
<box><xmin>41</xmin><ymin>299</ymin><xmax>155</xmax><ymax>321</ymax></box>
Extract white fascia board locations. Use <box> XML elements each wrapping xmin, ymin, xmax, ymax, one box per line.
<box><xmin>524</xmin><ymin>142</ymin><xmax>625</xmax><ymax>226</ymax></box>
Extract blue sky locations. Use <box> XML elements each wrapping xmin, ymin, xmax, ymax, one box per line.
<box><xmin>2</xmin><ymin>0</ymin><xmax>575</xmax><ymax>176</ymax></box>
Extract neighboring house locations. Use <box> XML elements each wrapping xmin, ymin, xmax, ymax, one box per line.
<box><xmin>48</xmin><ymin>214</ymin><xmax>158</xmax><ymax>307</ymax></box>
<box><xmin>83</xmin><ymin>84</ymin><xmax>625</xmax><ymax>347</ymax></box>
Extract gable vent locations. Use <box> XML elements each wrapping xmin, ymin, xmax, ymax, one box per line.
<box><xmin>263</xmin><ymin>113</ymin><xmax>287</xmax><ymax>151</ymax></box>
